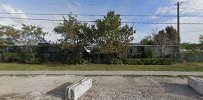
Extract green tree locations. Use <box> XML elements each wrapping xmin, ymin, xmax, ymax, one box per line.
<box><xmin>20</xmin><ymin>24</ymin><xmax>46</xmax><ymax>60</ymax></box>
<box><xmin>140</xmin><ymin>36</ymin><xmax>154</xmax><ymax>45</ymax></box>
<box><xmin>153</xmin><ymin>26</ymin><xmax>178</xmax><ymax>45</ymax></box>
<box><xmin>54</xmin><ymin>15</ymin><xmax>89</xmax><ymax>64</ymax></box>
<box><xmin>54</xmin><ymin>15</ymin><xmax>83</xmax><ymax>50</ymax></box>
<box><xmin>0</xmin><ymin>25</ymin><xmax>20</xmax><ymax>45</ymax></box>
<box><xmin>200</xmin><ymin>35</ymin><xmax>203</xmax><ymax>44</ymax></box>
<box><xmin>95</xmin><ymin>11</ymin><xmax>135</xmax><ymax>57</ymax></box>
<box><xmin>141</xmin><ymin>26</ymin><xmax>178</xmax><ymax>57</ymax></box>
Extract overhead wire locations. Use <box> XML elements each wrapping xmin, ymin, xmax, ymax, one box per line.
<box><xmin>2</xmin><ymin>12</ymin><xmax>203</xmax><ymax>18</ymax></box>
<box><xmin>0</xmin><ymin>16</ymin><xmax>203</xmax><ymax>25</ymax></box>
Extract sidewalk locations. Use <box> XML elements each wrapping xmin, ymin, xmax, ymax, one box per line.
<box><xmin>1</xmin><ymin>71</ymin><xmax>203</xmax><ymax>76</ymax></box>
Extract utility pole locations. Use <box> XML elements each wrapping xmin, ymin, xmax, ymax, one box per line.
<box><xmin>175</xmin><ymin>2</ymin><xmax>182</xmax><ymax>63</ymax></box>
<box><xmin>176</xmin><ymin>2</ymin><xmax>182</xmax><ymax>46</ymax></box>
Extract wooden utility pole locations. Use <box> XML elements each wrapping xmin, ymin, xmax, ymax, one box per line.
<box><xmin>176</xmin><ymin>2</ymin><xmax>181</xmax><ymax>45</ymax></box>
<box><xmin>175</xmin><ymin>2</ymin><xmax>182</xmax><ymax>63</ymax></box>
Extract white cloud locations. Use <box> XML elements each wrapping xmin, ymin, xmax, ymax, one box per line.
<box><xmin>0</xmin><ymin>4</ymin><xmax>28</xmax><ymax>28</ymax></box>
<box><xmin>1</xmin><ymin>4</ymin><xmax>27</xmax><ymax>19</ymax></box>
<box><xmin>152</xmin><ymin>0</ymin><xmax>203</xmax><ymax>43</ymax></box>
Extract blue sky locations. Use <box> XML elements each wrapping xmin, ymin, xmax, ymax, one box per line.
<box><xmin>0</xmin><ymin>0</ymin><xmax>202</xmax><ymax>43</ymax></box>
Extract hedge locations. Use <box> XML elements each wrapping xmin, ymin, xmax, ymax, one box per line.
<box><xmin>123</xmin><ymin>58</ymin><xmax>174</xmax><ymax>65</ymax></box>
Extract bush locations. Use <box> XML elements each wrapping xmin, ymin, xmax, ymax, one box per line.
<box><xmin>79</xmin><ymin>59</ymin><xmax>88</xmax><ymax>64</ymax></box>
<box><xmin>143</xmin><ymin>50</ymin><xmax>154</xmax><ymax>58</ymax></box>
<box><xmin>24</xmin><ymin>58</ymin><xmax>40</xmax><ymax>64</ymax></box>
<box><xmin>142</xmin><ymin>58</ymin><xmax>157</xmax><ymax>65</ymax></box>
<box><xmin>111</xmin><ymin>58</ymin><xmax>122</xmax><ymax>65</ymax></box>
<box><xmin>3</xmin><ymin>53</ymin><xmax>22</xmax><ymax>62</ymax></box>
<box><xmin>123</xmin><ymin>58</ymin><xmax>174</xmax><ymax>65</ymax></box>
<box><xmin>123</xmin><ymin>59</ymin><xmax>143</xmax><ymax>65</ymax></box>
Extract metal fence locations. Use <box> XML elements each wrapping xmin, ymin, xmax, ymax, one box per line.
<box><xmin>180</xmin><ymin>52</ymin><xmax>203</xmax><ymax>63</ymax></box>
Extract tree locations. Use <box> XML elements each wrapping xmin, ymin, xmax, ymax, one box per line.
<box><xmin>153</xmin><ymin>26</ymin><xmax>178</xmax><ymax>45</ymax></box>
<box><xmin>200</xmin><ymin>35</ymin><xmax>203</xmax><ymax>44</ymax></box>
<box><xmin>54</xmin><ymin>15</ymin><xmax>83</xmax><ymax>50</ymax></box>
<box><xmin>0</xmin><ymin>25</ymin><xmax>20</xmax><ymax>45</ymax></box>
<box><xmin>19</xmin><ymin>24</ymin><xmax>46</xmax><ymax>60</ymax></box>
<box><xmin>95</xmin><ymin>11</ymin><xmax>135</xmax><ymax>57</ymax></box>
<box><xmin>199</xmin><ymin>35</ymin><xmax>203</xmax><ymax>51</ymax></box>
<box><xmin>140</xmin><ymin>36</ymin><xmax>154</xmax><ymax>45</ymax></box>
<box><xmin>54</xmin><ymin>14</ymin><xmax>90</xmax><ymax>64</ymax></box>
<box><xmin>140</xmin><ymin>26</ymin><xmax>178</xmax><ymax>57</ymax></box>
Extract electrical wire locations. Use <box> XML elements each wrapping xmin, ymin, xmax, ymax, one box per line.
<box><xmin>1</xmin><ymin>16</ymin><xmax>203</xmax><ymax>25</ymax></box>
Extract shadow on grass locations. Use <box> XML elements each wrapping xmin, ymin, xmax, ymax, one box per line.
<box><xmin>47</xmin><ymin>82</ymin><xmax>73</xmax><ymax>99</ymax></box>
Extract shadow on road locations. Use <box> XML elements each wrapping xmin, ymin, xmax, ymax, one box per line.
<box><xmin>47</xmin><ymin>82</ymin><xmax>73</xmax><ymax>99</ymax></box>
<box><xmin>162</xmin><ymin>82</ymin><xmax>201</xmax><ymax>97</ymax></box>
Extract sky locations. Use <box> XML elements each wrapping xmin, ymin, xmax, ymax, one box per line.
<box><xmin>0</xmin><ymin>0</ymin><xmax>202</xmax><ymax>43</ymax></box>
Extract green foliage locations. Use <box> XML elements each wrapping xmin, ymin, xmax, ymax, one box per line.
<box><xmin>3</xmin><ymin>53</ymin><xmax>21</xmax><ymax>62</ymax></box>
<box><xmin>24</xmin><ymin>58</ymin><xmax>40</xmax><ymax>64</ymax></box>
<box><xmin>153</xmin><ymin>26</ymin><xmax>178</xmax><ymax>45</ymax></box>
<box><xmin>143</xmin><ymin>50</ymin><xmax>154</xmax><ymax>58</ymax></box>
<box><xmin>20</xmin><ymin>24</ymin><xmax>47</xmax><ymax>60</ymax></box>
<box><xmin>200</xmin><ymin>35</ymin><xmax>203</xmax><ymax>44</ymax></box>
<box><xmin>111</xmin><ymin>58</ymin><xmax>123</xmax><ymax>65</ymax></box>
<box><xmin>20</xmin><ymin>24</ymin><xmax>46</xmax><ymax>45</ymax></box>
<box><xmin>140</xmin><ymin>26</ymin><xmax>178</xmax><ymax>45</ymax></box>
<box><xmin>0</xmin><ymin>25</ymin><xmax>20</xmax><ymax>45</ymax></box>
<box><xmin>123</xmin><ymin>58</ymin><xmax>174</xmax><ymax>65</ymax></box>
<box><xmin>79</xmin><ymin>59</ymin><xmax>88</xmax><ymax>64</ymax></box>
<box><xmin>123</xmin><ymin>59</ymin><xmax>143</xmax><ymax>65</ymax></box>
<box><xmin>95</xmin><ymin>11</ymin><xmax>135</xmax><ymax>57</ymax></box>
<box><xmin>54</xmin><ymin>11</ymin><xmax>136</xmax><ymax>63</ymax></box>
<box><xmin>181</xmin><ymin>43</ymin><xmax>201</xmax><ymax>53</ymax></box>
<box><xmin>140</xmin><ymin>36</ymin><xmax>154</xmax><ymax>45</ymax></box>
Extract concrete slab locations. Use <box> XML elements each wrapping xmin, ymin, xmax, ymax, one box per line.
<box><xmin>188</xmin><ymin>76</ymin><xmax>203</xmax><ymax>95</ymax></box>
<box><xmin>65</xmin><ymin>78</ymin><xmax>92</xmax><ymax>100</ymax></box>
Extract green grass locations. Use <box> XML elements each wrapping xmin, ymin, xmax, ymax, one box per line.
<box><xmin>191</xmin><ymin>63</ymin><xmax>203</xmax><ymax>67</ymax></box>
<box><xmin>0</xmin><ymin>63</ymin><xmax>203</xmax><ymax>71</ymax></box>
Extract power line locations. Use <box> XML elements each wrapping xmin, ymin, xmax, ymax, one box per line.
<box><xmin>1</xmin><ymin>16</ymin><xmax>203</xmax><ymax>25</ymax></box>
<box><xmin>2</xmin><ymin>12</ymin><xmax>203</xmax><ymax>18</ymax></box>
<box><xmin>0</xmin><ymin>2</ymin><xmax>172</xmax><ymax>6</ymax></box>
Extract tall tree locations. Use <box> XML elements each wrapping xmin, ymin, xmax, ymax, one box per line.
<box><xmin>54</xmin><ymin>14</ymin><xmax>91</xmax><ymax>64</ymax></box>
<box><xmin>140</xmin><ymin>26</ymin><xmax>178</xmax><ymax>57</ymax></box>
<box><xmin>95</xmin><ymin>11</ymin><xmax>135</xmax><ymax>57</ymax></box>
<box><xmin>20</xmin><ymin>24</ymin><xmax>46</xmax><ymax>59</ymax></box>
<box><xmin>153</xmin><ymin>26</ymin><xmax>178</xmax><ymax>45</ymax></box>
<box><xmin>54</xmin><ymin>15</ymin><xmax>83</xmax><ymax>51</ymax></box>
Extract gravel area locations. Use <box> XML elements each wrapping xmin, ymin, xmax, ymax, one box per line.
<box><xmin>80</xmin><ymin>76</ymin><xmax>203</xmax><ymax>100</ymax></box>
<box><xmin>0</xmin><ymin>75</ymin><xmax>202</xmax><ymax>100</ymax></box>
<box><xmin>0</xmin><ymin>75</ymin><xmax>83</xmax><ymax>100</ymax></box>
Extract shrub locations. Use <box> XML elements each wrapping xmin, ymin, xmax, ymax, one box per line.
<box><xmin>123</xmin><ymin>58</ymin><xmax>174</xmax><ymax>65</ymax></box>
<box><xmin>3</xmin><ymin>53</ymin><xmax>21</xmax><ymax>62</ymax></box>
<box><xmin>143</xmin><ymin>50</ymin><xmax>154</xmax><ymax>58</ymax></box>
<box><xmin>123</xmin><ymin>59</ymin><xmax>143</xmax><ymax>65</ymax></box>
<box><xmin>24</xmin><ymin>58</ymin><xmax>40</xmax><ymax>64</ymax></box>
<box><xmin>79</xmin><ymin>59</ymin><xmax>88</xmax><ymax>64</ymax></box>
<box><xmin>111</xmin><ymin>58</ymin><xmax>122</xmax><ymax>65</ymax></box>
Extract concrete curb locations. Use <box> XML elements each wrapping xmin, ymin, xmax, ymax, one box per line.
<box><xmin>188</xmin><ymin>76</ymin><xmax>203</xmax><ymax>95</ymax></box>
<box><xmin>65</xmin><ymin>78</ymin><xmax>92</xmax><ymax>100</ymax></box>
<box><xmin>1</xmin><ymin>71</ymin><xmax>203</xmax><ymax>76</ymax></box>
